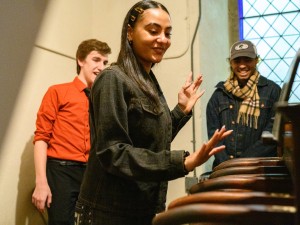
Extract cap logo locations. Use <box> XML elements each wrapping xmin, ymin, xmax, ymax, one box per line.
<box><xmin>235</xmin><ymin>43</ymin><xmax>249</xmax><ymax>51</ymax></box>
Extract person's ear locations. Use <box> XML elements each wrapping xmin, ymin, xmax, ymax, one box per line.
<box><xmin>77</xmin><ymin>59</ymin><xmax>84</xmax><ymax>67</ymax></box>
<box><xmin>255</xmin><ymin>57</ymin><xmax>260</xmax><ymax>64</ymax></box>
<box><xmin>127</xmin><ymin>24</ymin><xmax>133</xmax><ymax>42</ymax></box>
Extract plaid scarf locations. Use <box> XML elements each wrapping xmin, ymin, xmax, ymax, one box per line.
<box><xmin>224</xmin><ymin>71</ymin><xmax>260</xmax><ymax>129</ymax></box>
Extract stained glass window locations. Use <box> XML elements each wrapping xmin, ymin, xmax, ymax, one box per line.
<box><xmin>238</xmin><ymin>0</ymin><xmax>300</xmax><ymax>103</ymax></box>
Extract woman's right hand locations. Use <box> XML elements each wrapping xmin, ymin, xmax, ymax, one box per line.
<box><xmin>177</xmin><ymin>72</ymin><xmax>205</xmax><ymax>115</ymax></box>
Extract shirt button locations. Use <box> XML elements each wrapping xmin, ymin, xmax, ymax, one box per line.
<box><xmin>261</xmin><ymin>103</ymin><xmax>265</xmax><ymax>108</ymax></box>
<box><xmin>229</xmin><ymin>105</ymin><xmax>233</xmax><ymax>109</ymax></box>
<box><xmin>231</xmin><ymin>121</ymin><xmax>235</xmax><ymax>124</ymax></box>
<box><xmin>229</xmin><ymin>155</ymin><xmax>234</xmax><ymax>159</ymax></box>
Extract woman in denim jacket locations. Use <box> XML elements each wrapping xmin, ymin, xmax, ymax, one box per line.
<box><xmin>75</xmin><ymin>1</ymin><xmax>232</xmax><ymax>225</ymax></box>
<box><xmin>207</xmin><ymin>40</ymin><xmax>281</xmax><ymax>169</ymax></box>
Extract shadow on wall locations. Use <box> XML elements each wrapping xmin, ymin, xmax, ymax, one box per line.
<box><xmin>15</xmin><ymin>136</ymin><xmax>47</xmax><ymax>225</ymax></box>
<box><xmin>0</xmin><ymin>1</ymin><xmax>48</xmax><ymax>154</ymax></box>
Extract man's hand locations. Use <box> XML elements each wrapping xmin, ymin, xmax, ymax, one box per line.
<box><xmin>32</xmin><ymin>182</ymin><xmax>52</xmax><ymax>213</ymax></box>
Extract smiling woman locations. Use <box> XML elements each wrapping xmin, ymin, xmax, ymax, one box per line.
<box><xmin>74</xmin><ymin>1</ymin><xmax>232</xmax><ymax>225</ymax></box>
<box><xmin>127</xmin><ymin>6</ymin><xmax>172</xmax><ymax>72</ymax></box>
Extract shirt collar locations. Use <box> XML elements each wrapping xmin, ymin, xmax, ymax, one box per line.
<box><xmin>73</xmin><ymin>76</ymin><xmax>88</xmax><ymax>92</ymax></box>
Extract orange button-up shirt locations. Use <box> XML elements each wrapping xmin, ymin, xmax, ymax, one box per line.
<box><xmin>34</xmin><ymin>76</ymin><xmax>90</xmax><ymax>162</ymax></box>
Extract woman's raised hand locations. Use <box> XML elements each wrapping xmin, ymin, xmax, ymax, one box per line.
<box><xmin>178</xmin><ymin>72</ymin><xmax>205</xmax><ymax>114</ymax></box>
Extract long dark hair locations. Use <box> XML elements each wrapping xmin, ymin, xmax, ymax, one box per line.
<box><xmin>116</xmin><ymin>0</ymin><xmax>169</xmax><ymax>109</ymax></box>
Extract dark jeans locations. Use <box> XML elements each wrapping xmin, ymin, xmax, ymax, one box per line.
<box><xmin>46</xmin><ymin>159</ymin><xmax>86</xmax><ymax>225</ymax></box>
<box><xmin>75</xmin><ymin>200</ymin><xmax>155</xmax><ymax>225</ymax></box>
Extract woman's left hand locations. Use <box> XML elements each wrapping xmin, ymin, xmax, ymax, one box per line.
<box><xmin>178</xmin><ymin>72</ymin><xmax>205</xmax><ymax>114</ymax></box>
<box><xmin>184</xmin><ymin>126</ymin><xmax>233</xmax><ymax>172</ymax></box>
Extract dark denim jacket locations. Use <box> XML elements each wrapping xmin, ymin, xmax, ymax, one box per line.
<box><xmin>78</xmin><ymin>65</ymin><xmax>191</xmax><ymax>216</ymax></box>
<box><xmin>206</xmin><ymin>75</ymin><xmax>281</xmax><ymax>168</ymax></box>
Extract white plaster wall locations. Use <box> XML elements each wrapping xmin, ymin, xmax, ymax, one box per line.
<box><xmin>0</xmin><ymin>0</ymin><xmax>230</xmax><ymax>224</ymax></box>
<box><xmin>198</xmin><ymin>0</ymin><xmax>231</xmax><ymax>173</ymax></box>
<box><xmin>167</xmin><ymin>0</ymin><xmax>231</xmax><ymax>204</ymax></box>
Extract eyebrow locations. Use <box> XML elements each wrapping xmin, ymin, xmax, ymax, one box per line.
<box><xmin>146</xmin><ymin>22</ymin><xmax>172</xmax><ymax>30</ymax></box>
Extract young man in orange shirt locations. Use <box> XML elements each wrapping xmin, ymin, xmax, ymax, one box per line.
<box><xmin>32</xmin><ymin>39</ymin><xmax>111</xmax><ymax>225</ymax></box>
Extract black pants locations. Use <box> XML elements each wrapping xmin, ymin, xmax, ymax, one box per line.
<box><xmin>46</xmin><ymin>159</ymin><xmax>86</xmax><ymax>225</ymax></box>
<box><xmin>75</xmin><ymin>200</ymin><xmax>155</xmax><ymax>225</ymax></box>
